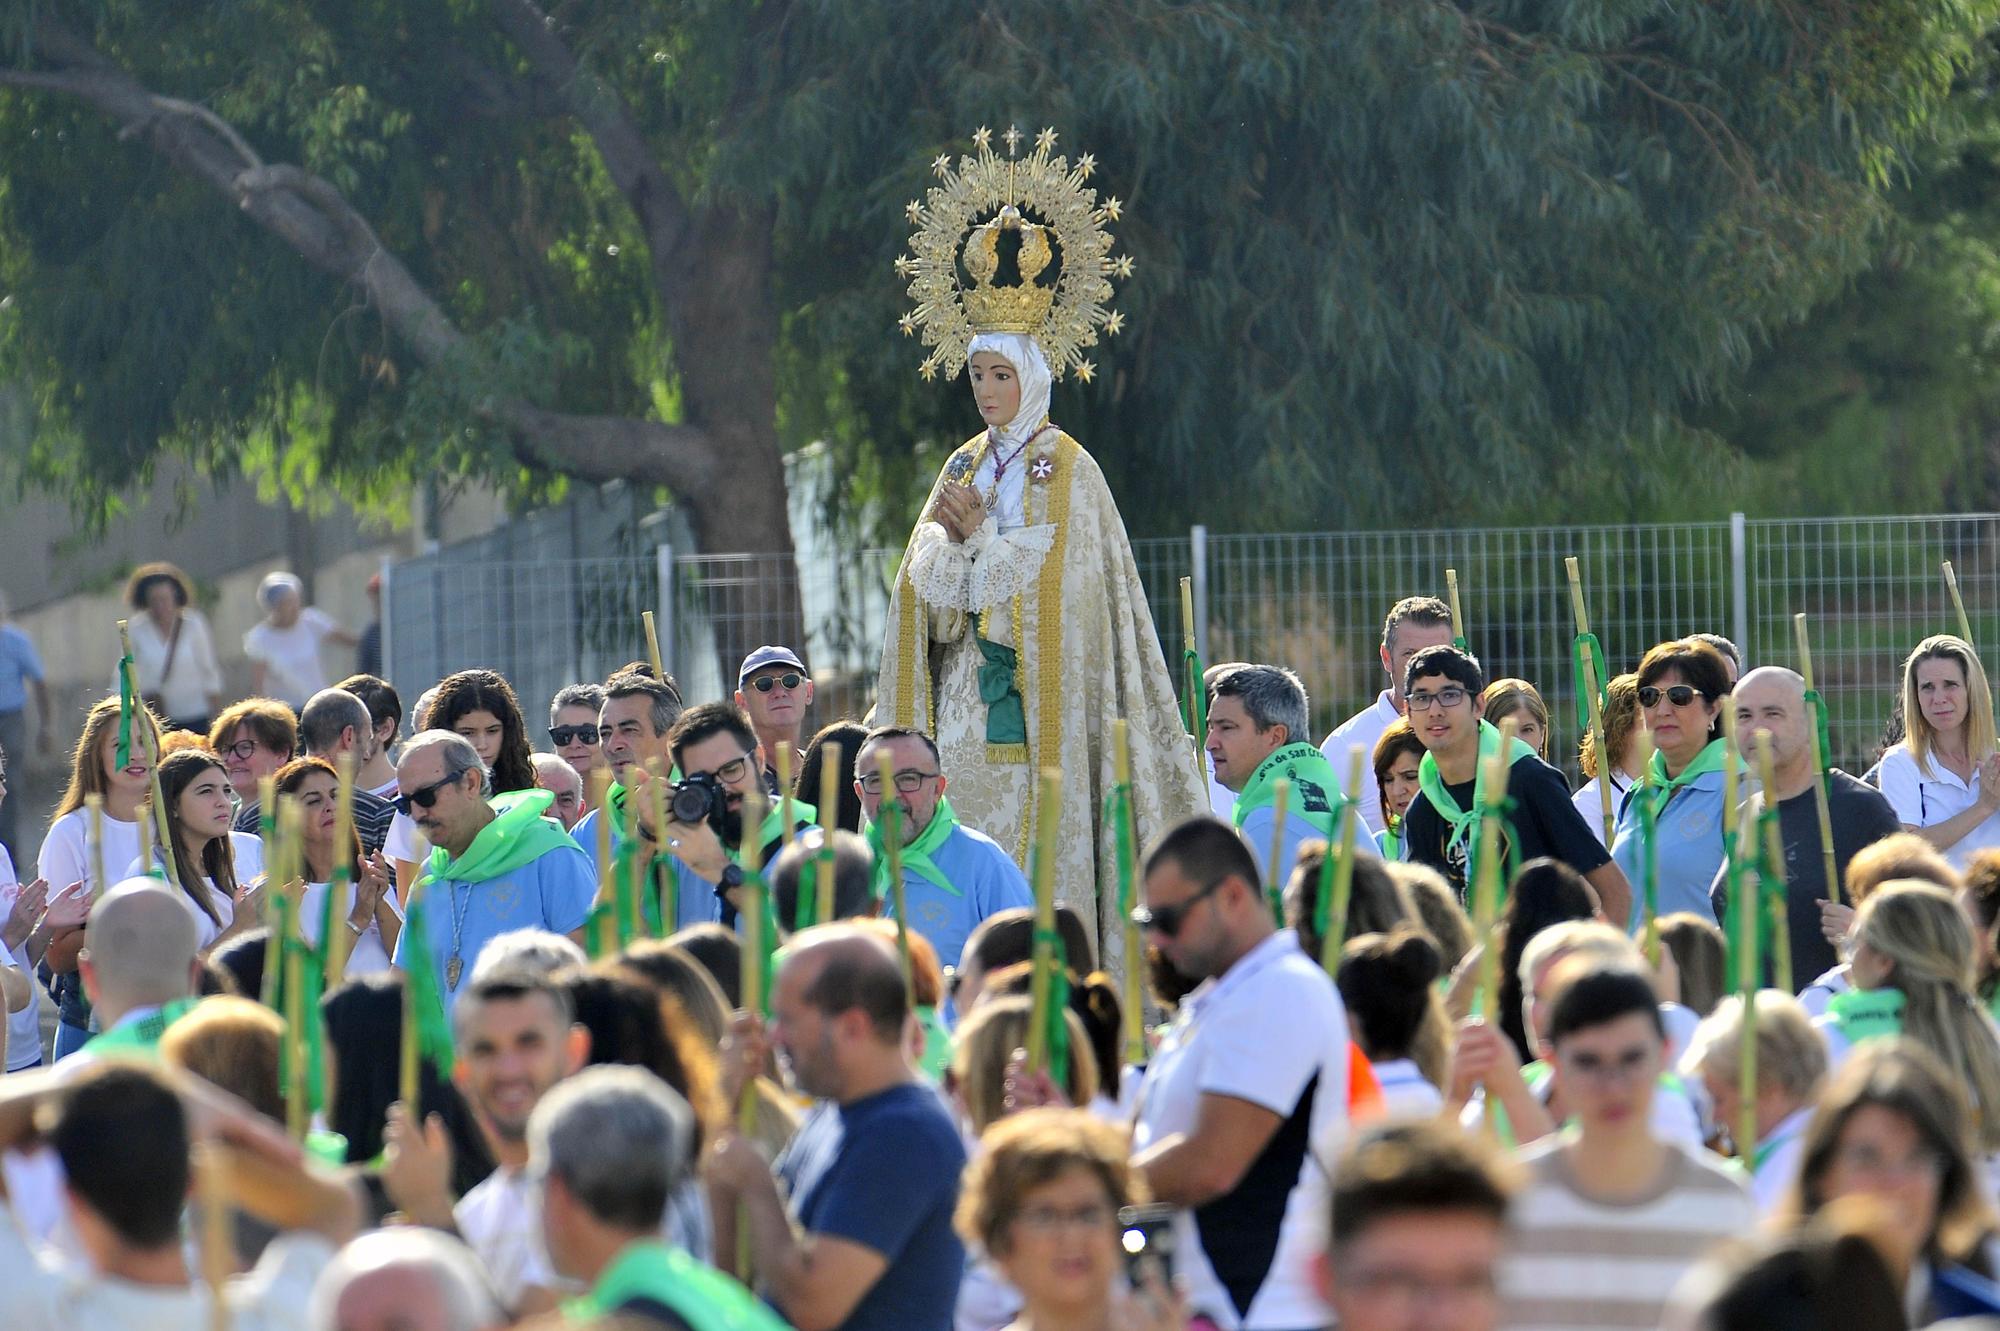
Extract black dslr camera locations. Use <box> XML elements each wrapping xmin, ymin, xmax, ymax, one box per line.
<box><xmin>669</xmin><ymin>771</ymin><xmax>729</xmax><ymax>829</ymax></box>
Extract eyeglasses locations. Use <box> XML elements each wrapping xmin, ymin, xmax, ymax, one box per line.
<box><xmin>1132</xmin><ymin>876</ymin><xmax>1229</xmax><ymax>937</ymax></box>
<box><xmin>699</xmin><ymin>755</ymin><xmax>756</xmax><ymax>785</ymax></box>
<box><xmin>223</xmin><ymin>738</ymin><xmax>262</xmax><ymax>760</ymax></box>
<box><xmin>1638</xmin><ymin>684</ymin><xmax>1706</xmax><ymax>709</ymax></box>
<box><xmin>1557</xmin><ymin>1045</ymin><xmax>1656</xmax><ymax>1086</ymax></box>
<box><xmin>749</xmin><ymin>672</ymin><xmax>806</xmax><ymax>693</ymax></box>
<box><xmin>859</xmin><ymin>768</ymin><xmax>942</xmax><ymax>795</ymax></box>
<box><xmin>1404</xmin><ymin>687</ymin><xmax>1468</xmax><ymax>713</ymax></box>
<box><xmin>1015</xmin><ymin>1202</ymin><xmax>1114</xmax><ymax>1234</ymax></box>
<box><xmin>392</xmin><ymin>768</ymin><xmax>469</xmax><ymax>816</ymax></box>
<box><xmin>1338</xmin><ymin>1265</ymin><xmax>1498</xmax><ymax>1304</ymax></box>
<box><xmin>1833</xmin><ymin>1142</ymin><xmax>1942</xmax><ymax>1181</ymax></box>
<box><xmin>549</xmin><ymin>724</ymin><xmax>601</xmax><ymax>746</ymax></box>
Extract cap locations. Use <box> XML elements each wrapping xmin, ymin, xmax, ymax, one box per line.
<box><xmin>738</xmin><ymin>645</ymin><xmax>808</xmax><ymax>686</ymax></box>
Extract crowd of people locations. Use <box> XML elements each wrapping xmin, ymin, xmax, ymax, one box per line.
<box><xmin>0</xmin><ymin>558</ymin><xmax>1998</xmax><ymax>1331</ymax></box>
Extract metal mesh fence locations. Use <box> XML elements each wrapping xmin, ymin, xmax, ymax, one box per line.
<box><xmin>387</xmin><ymin>511</ymin><xmax>2000</xmax><ymax>776</ymax></box>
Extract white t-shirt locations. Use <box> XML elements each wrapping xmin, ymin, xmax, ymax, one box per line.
<box><xmin>124</xmin><ymin>611</ymin><xmax>224</xmax><ymax>722</ymax></box>
<box><xmin>38</xmin><ymin>809</ymin><xmax>144</xmax><ymax>899</ymax></box>
<box><xmin>297</xmin><ymin>879</ymin><xmax>402</xmax><ymax>976</ymax></box>
<box><xmin>455</xmin><ymin>1164</ymin><xmax>567</xmax><ymax>1308</ymax></box>
<box><xmin>384</xmin><ymin>811</ymin><xmax>429</xmax><ymax>866</ymax></box>
<box><xmin>1133</xmin><ymin>929</ymin><xmax>1350</xmax><ymax>1330</ymax></box>
<box><xmin>124</xmin><ymin>832</ymin><xmax>264</xmax><ymax>950</ymax></box>
<box><xmin>0</xmin><ymin>848</ymin><xmax>40</xmax><ymax>1071</ymax></box>
<box><xmin>1320</xmin><ymin>691</ymin><xmax>1401</xmax><ymax>834</ymax></box>
<box><xmin>241</xmin><ymin>608</ymin><xmax>336</xmax><ymax>710</ymax></box>
<box><xmin>1875</xmin><ymin>742</ymin><xmax>2000</xmax><ymax>868</ymax></box>
<box><xmin>1369</xmin><ymin>1058</ymin><xmax>1444</xmax><ymax>1118</ymax></box>
<box><xmin>1571</xmin><ymin>772</ymin><xmax>1634</xmax><ymax>848</ymax></box>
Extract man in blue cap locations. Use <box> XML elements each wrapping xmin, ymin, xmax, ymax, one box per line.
<box><xmin>735</xmin><ymin>645</ymin><xmax>814</xmax><ymax>791</ymax></box>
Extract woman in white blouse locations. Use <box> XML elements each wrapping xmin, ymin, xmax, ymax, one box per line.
<box><xmin>122</xmin><ymin>563</ymin><xmax>222</xmax><ymax>733</ymax></box>
<box><xmin>1875</xmin><ymin>634</ymin><xmax>2000</xmax><ymax>868</ymax></box>
<box><xmin>129</xmin><ymin>749</ymin><xmax>263</xmax><ymax>954</ymax></box>
<box><xmin>276</xmin><ymin>757</ymin><xmax>402</xmax><ymax>974</ymax></box>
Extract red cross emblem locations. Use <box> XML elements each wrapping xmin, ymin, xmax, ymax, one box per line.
<box><xmin>1030</xmin><ymin>455</ymin><xmax>1055</xmax><ymax>483</ymax></box>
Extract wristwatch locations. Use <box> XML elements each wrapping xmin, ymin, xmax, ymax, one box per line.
<box><xmin>714</xmin><ymin>863</ymin><xmax>745</xmax><ymax>900</ymax></box>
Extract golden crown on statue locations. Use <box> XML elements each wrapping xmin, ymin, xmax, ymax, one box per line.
<box><xmin>895</xmin><ymin>125</ymin><xmax>1133</xmax><ymax>384</ymax></box>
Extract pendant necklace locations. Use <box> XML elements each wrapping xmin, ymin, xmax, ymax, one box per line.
<box><xmin>979</xmin><ymin>422</ymin><xmax>1055</xmax><ymax>511</ymax></box>
<box><xmin>444</xmin><ymin>877</ymin><xmax>474</xmax><ymax>990</ymax></box>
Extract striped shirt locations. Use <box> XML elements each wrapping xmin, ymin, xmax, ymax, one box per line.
<box><xmin>1500</xmin><ymin>1138</ymin><xmax>1754</xmax><ymax>1331</ymax></box>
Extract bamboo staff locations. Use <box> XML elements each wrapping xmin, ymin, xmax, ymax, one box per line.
<box><xmin>1733</xmin><ymin>799</ymin><xmax>1760</xmax><ymax>1174</ymax></box>
<box><xmin>1318</xmin><ymin>746</ymin><xmax>1367</xmax><ymax>972</ymax></box>
<box><xmin>278</xmin><ymin>798</ymin><xmax>309</xmax><ymax>1141</ymax></box>
<box><xmin>1469</xmin><ymin>718</ymin><xmax>1521</xmax><ymax>1030</ymax></box>
<box><xmin>589</xmin><ymin>768</ymin><xmax>617</xmax><ymax>957</ymax></box>
<box><xmin>644</xmin><ymin>758</ymin><xmax>667</xmax><ymax>938</ymax></box>
<box><xmin>84</xmin><ymin>794</ymin><xmax>107</xmax><ymax>895</ymax></box>
<box><xmin>814</xmin><ymin>742</ymin><xmax>841</xmax><ymax>925</ymax></box>
<box><xmin>1446</xmin><ymin>568</ymin><xmax>1466</xmax><ymax>649</ymax></box>
<box><xmin>874</xmin><ymin>751</ymin><xmax>915</xmax><ymax>1002</ymax></box>
<box><xmin>259</xmin><ymin>774</ymin><xmax>283</xmax><ymax>1008</ymax></box>
<box><xmin>642</xmin><ymin>609</ymin><xmax>666</xmax><ymax>678</ymax></box>
<box><xmin>734</xmin><ymin>784</ymin><xmax>768</xmax><ymax>1280</ymax></box>
<box><xmin>117</xmin><ymin>620</ymin><xmax>179</xmax><ymax>885</ymax></box>
<box><xmin>1112</xmin><ymin>721</ymin><xmax>1146</xmax><ymax>1068</ymax></box>
<box><xmin>1945</xmin><ymin>560</ymin><xmax>1975</xmax><ymax>646</ymax></box>
<box><xmin>1264</xmin><ymin>779</ymin><xmax>1290</xmax><ymax>922</ymax></box>
<box><xmin>1565</xmin><ymin>557</ymin><xmax>1616</xmax><ymax>843</ymax></box>
<box><xmin>1025</xmin><ymin>767</ymin><xmax>1064</xmax><ymax>1076</ymax></box>
<box><xmin>1722</xmin><ymin>704</ymin><xmax>1741</xmax><ymax>849</ymax></box>
<box><xmin>399</xmin><ymin>882</ymin><xmax>423</xmax><ymax>1119</ymax></box>
<box><xmin>1634</xmin><ymin>726</ymin><xmax>1661</xmax><ymax>967</ymax></box>
<box><xmin>1793</xmin><ymin>614</ymin><xmax>1841</xmax><ymax>906</ymax></box>
<box><xmin>195</xmin><ymin>1144</ymin><xmax>234</xmax><ymax>1331</ymax></box>
<box><xmin>1180</xmin><ymin>577</ymin><xmax>1206</xmax><ymax>791</ymax></box>
<box><xmin>616</xmin><ymin>767</ymin><xmax>642</xmax><ymax>947</ymax></box>
<box><xmin>776</xmin><ymin>741</ymin><xmax>796</xmax><ymax>851</ymax></box>
<box><xmin>1754</xmin><ymin>732</ymin><xmax>1793</xmax><ymax>995</ymax></box>
<box><xmin>324</xmin><ymin>752</ymin><xmax>357</xmax><ymax>986</ymax></box>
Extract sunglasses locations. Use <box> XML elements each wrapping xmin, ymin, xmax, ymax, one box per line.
<box><xmin>1638</xmin><ymin>684</ymin><xmax>1707</xmax><ymax>709</ymax></box>
<box><xmin>1131</xmin><ymin>876</ymin><xmax>1229</xmax><ymax>937</ymax></box>
<box><xmin>748</xmin><ymin>672</ymin><xmax>806</xmax><ymax>693</ymax></box>
<box><xmin>392</xmin><ymin>768</ymin><xmax>468</xmax><ymax>817</ymax></box>
<box><xmin>549</xmin><ymin>724</ymin><xmax>601</xmax><ymax>746</ymax></box>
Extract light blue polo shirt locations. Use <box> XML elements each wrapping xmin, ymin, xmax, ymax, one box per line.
<box><xmin>575</xmin><ymin>808</ymin><xmax>722</xmax><ymax>932</ymax></box>
<box><xmin>391</xmin><ymin>843</ymin><xmax>598</xmax><ymax>1009</ymax></box>
<box><xmin>879</xmin><ymin>822</ymin><xmax>1034</xmax><ymax>973</ymax></box>
<box><xmin>1240</xmin><ymin>804</ymin><xmax>1325</xmax><ymax>894</ymax></box>
<box><xmin>1611</xmin><ymin>768</ymin><xmax>1735</xmax><ymax>930</ymax></box>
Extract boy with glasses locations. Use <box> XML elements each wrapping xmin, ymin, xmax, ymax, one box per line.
<box><xmin>1400</xmin><ymin>645</ymin><xmax>1632</xmax><ymax>923</ymax></box>
<box><xmin>1315</xmin><ymin>1120</ymin><xmax>1518</xmax><ymax>1331</ymax></box>
<box><xmin>854</xmin><ymin>725</ymin><xmax>1031</xmax><ymax>976</ymax></box>
<box><xmin>1499</xmin><ymin>963</ymin><xmax>1752</xmax><ymax>1330</ymax></box>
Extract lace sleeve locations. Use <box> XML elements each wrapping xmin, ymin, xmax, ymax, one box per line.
<box><xmin>968</xmin><ymin>523</ymin><xmax>1057</xmax><ymax>611</ymax></box>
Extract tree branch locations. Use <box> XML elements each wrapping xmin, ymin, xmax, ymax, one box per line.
<box><xmin>2</xmin><ymin>15</ymin><xmax>714</xmax><ymax>494</ymax></box>
<box><xmin>485</xmin><ymin>0</ymin><xmax>694</xmax><ymax>272</ymax></box>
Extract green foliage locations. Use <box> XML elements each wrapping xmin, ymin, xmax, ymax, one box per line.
<box><xmin>0</xmin><ymin>0</ymin><xmax>1993</xmax><ymax>544</ymax></box>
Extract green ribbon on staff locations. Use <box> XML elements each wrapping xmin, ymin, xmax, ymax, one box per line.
<box><xmin>115</xmin><ymin>653</ymin><xmax>136</xmax><ymax>769</ymax></box>
<box><xmin>1570</xmin><ymin>632</ymin><xmax>1609</xmax><ymax>733</ymax></box>
<box><xmin>1804</xmin><ymin>689</ymin><xmax>1835</xmax><ymax>800</ymax></box>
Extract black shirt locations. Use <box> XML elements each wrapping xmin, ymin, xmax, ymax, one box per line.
<box><xmin>1403</xmin><ymin>754</ymin><xmax>1613</xmax><ymax>899</ymax></box>
<box><xmin>1709</xmin><ymin>769</ymin><xmax>1902</xmax><ymax>988</ymax></box>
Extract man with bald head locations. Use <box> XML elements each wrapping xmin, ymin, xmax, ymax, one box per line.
<box><xmin>309</xmin><ymin>1229</ymin><xmax>505</xmax><ymax>1331</ymax></box>
<box><xmin>706</xmin><ymin>925</ymin><xmax>967</xmax><ymax>1331</ymax></box>
<box><xmin>1712</xmin><ymin>666</ymin><xmax>1901</xmax><ymax>984</ymax></box>
<box><xmin>78</xmin><ymin>879</ymin><xmax>202</xmax><ymax>1057</ymax></box>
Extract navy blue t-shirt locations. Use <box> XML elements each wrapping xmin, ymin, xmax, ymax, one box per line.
<box><xmin>776</xmin><ymin>1082</ymin><xmax>966</xmax><ymax>1331</ymax></box>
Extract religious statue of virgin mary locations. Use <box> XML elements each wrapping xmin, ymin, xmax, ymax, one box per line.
<box><xmin>875</xmin><ymin>126</ymin><xmax>1205</xmax><ymax>969</ymax></box>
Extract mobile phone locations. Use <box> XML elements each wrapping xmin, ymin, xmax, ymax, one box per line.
<box><xmin>1117</xmin><ymin>1203</ymin><xmax>1177</xmax><ymax>1288</ymax></box>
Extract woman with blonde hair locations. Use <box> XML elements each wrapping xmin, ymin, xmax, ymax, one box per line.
<box><xmin>1877</xmin><ymin>633</ymin><xmax>2000</xmax><ymax>867</ymax></box>
<box><xmin>1481</xmin><ymin>678</ymin><xmax>1550</xmax><ymax>758</ymax></box>
<box><xmin>38</xmin><ymin>695</ymin><xmax>159</xmax><ymax>1059</ymax></box>
<box><xmin>1819</xmin><ymin>880</ymin><xmax>2000</xmax><ymax>1154</ymax></box>
<box><xmin>948</xmin><ymin>995</ymin><xmax>1098</xmax><ymax>1138</ymax></box>
<box><xmin>1800</xmin><ymin>832</ymin><xmax>1958</xmax><ymax>1017</ymax></box>
<box><xmin>1573</xmin><ymin>672</ymin><xmax>1642</xmax><ymax>846</ymax></box>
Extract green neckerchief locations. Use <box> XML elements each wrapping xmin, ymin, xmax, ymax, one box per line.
<box><xmin>1640</xmin><ymin>736</ymin><xmax>1732</xmax><ymax>818</ymax></box>
<box><xmin>567</xmin><ymin>1239</ymin><xmax>790</xmax><ymax>1331</ymax></box>
<box><xmin>725</xmin><ymin>800</ymin><xmax>819</xmax><ymax>869</ymax></box>
<box><xmin>423</xmin><ymin>789</ymin><xmax>575</xmax><ymax>886</ymax></box>
<box><xmin>305</xmin><ymin>1129</ymin><xmax>349</xmax><ymax>1168</ymax></box>
<box><xmin>86</xmin><ymin>995</ymin><xmax>200</xmax><ymax>1057</ymax></box>
<box><xmin>1829</xmin><ymin>986</ymin><xmax>1906</xmax><ymax>1044</ymax></box>
<box><xmin>866</xmin><ymin>797</ymin><xmax>963</xmax><ymax>900</ymax></box>
<box><xmin>916</xmin><ymin>1004</ymin><xmax>954</xmax><ymax>1083</ymax></box>
<box><xmin>1381</xmin><ymin>815</ymin><xmax>1402</xmax><ymax>863</ymax></box>
<box><xmin>1232</xmin><ymin>741</ymin><xmax>1342</xmax><ymax>840</ymax></box>
<box><xmin>603</xmin><ymin>769</ymin><xmax>684</xmax><ymax>832</ymax></box>
<box><xmin>1416</xmin><ymin>720</ymin><xmax>1536</xmax><ymax>865</ymax></box>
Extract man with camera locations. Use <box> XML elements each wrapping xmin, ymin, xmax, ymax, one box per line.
<box><xmin>573</xmin><ymin>671</ymin><xmax>684</xmax><ymax>896</ymax></box>
<box><xmin>855</xmin><ymin>725</ymin><xmax>1031</xmax><ymax>976</ymax></box>
<box><xmin>626</xmin><ymin>701</ymin><xmax>817</xmax><ymax>931</ymax></box>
